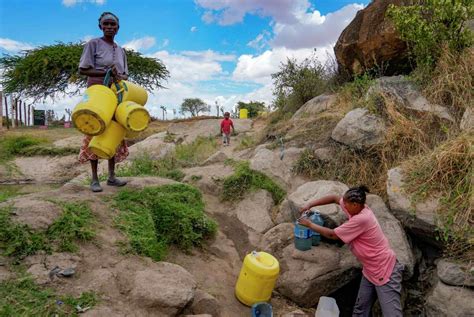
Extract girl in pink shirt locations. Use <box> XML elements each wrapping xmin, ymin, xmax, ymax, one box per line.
<box><xmin>298</xmin><ymin>186</ymin><xmax>403</xmax><ymax>317</ymax></box>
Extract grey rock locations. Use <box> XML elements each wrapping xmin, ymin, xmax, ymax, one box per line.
<box><xmin>460</xmin><ymin>107</ymin><xmax>473</xmax><ymax>131</ymax></box>
<box><xmin>259</xmin><ymin>223</ymin><xmax>294</xmax><ymax>254</ymax></box>
<box><xmin>386</xmin><ymin>167</ymin><xmax>440</xmax><ymax>246</ymax></box>
<box><xmin>437</xmin><ymin>259</ymin><xmax>474</xmax><ymax>287</ymax></box>
<box><xmin>235</xmin><ymin>190</ymin><xmax>275</xmax><ymax>233</ymax></box>
<box><xmin>203</xmin><ymin>151</ymin><xmax>228</xmax><ymax>165</ymax></box>
<box><xmin>190</xmin><ymin>290</ymin><xmax>221</xmax><ymax>316</ymax></box>
<box><xmin>250</xmin><ymin>148</ymin><xmax>291</xmax><ymax>189</ymax></box>
<box><xmin>425</xmin><ymin>280</ymin><xmax>474</xmax><ymax>317</ymax></box>
<box><xmin>1</xmin><ymin>198</ymin><xmax>63</xmax><ymax>230</ymax></box>
<box><xmin>127</xmin><ymin>132</ymin><xmax>175</xmax><ymax>160</ymax></box>
<box><xmin>368</xmin><ymin>76</ymin><xmax>455</xmax><ymax>122</ymax></box>
<box><xmin>331</xmin><ymin>108</ymin><xmax>386</xmax><ymax>150</ymax></box>
<box><xmin>183</xmin><ymin>164</ymin><xmax>234</xmax><ymax>196</ymax></box>
<box><xmin>292</xmin><ymin>94</ymin><xmax>336</xmax><ymax>120</ymax></box>
<box><xmin>313</xmin><ymin>147</ymin><xmax>335</xmax><ymax>163</ymax></box>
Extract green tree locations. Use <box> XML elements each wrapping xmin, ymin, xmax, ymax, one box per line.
<box><xmin>271</xmin><ymin>54</ymin><xmax>328</xmax><ymax>113</ymax></box>
<box><xmin>388</xmin><ymin>0</ymin><xmax>473</xmax><ymax>73</ymax></box>
<box><xmin>236</xmin><ymin>101</ymin><xmax>266</xmax><ymax>118</ymax></box>
<box><xmin>0</xmin><ymin>42</ymin><xmax>169</xmax><ymax>100</ymax></box>
<box><xmin>180</xmin><ymin>98</ymin><xmax>208</xmax><ymax>117</ymax></box>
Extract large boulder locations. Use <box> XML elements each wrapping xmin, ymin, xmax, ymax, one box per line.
<box><xmin>277</xmin><ymin>243</ymin><xmax>360</xmax><ymax>307</ymax></box>
<box><xmin>334</xmin><ymin>0</ymin><xmax>411</xmax><ymax>76</ymax></box>
<box><xmin>368</xmin><ymin>76</ymin><xmax>455</xmax><ymax>122</ymax></box>
<box><xmin>331</xmin><ymin>108</ymin><xmax>386</xmax><ymax>150</ymax></box>
<box><xmin>128</xmin><ymin>132</ymin><xmax>175</xmax><ymax>160</ymax></box>
<box><xmin>366</xmin><ymin>194</ymin><xmax>415</xmax><ymax>279</ymax></box>
<box><xmin>259</xmin><ymin>223</ymin><xmax>294</xmax><ymax>254</ymax></box>
<box><xmin>182</xmin><ymin>164</ymin><xmax>234</xmax><ymax>195</ymax></box>
<box><xmin>129</xmin><ymin>263</ymin><xmax>197</xmax><ymax>315</ymax></box>
<box><xmin>235</xmin><ymin>190</ymin><xmax>275</xmax><ymax>233</ymax></box>
<box><xmin>277</xmin><ymin>181</ymin><xmax>348</xmax><ymax>225</ymax></box>
<box><xmin>189</xmin><ymin>290</ymin><xmax>221</xmax><ymax>317</ymax></box>
<box><xmin>202</xmin><ymin>151</ymin><xmax>228</xmax><ymax>165</ymax></box>
<box><xmin>250</xmin><ymin>148</ymin><xmax>291</xmax><ymax>189</ymax></box>
<box><xmin>386</xmin><ymin>167</ymin><xmax>440</xmax><ymax>246</ymax></box>
<box><xmin>292</xmin><ymin>94</ymin><xmax>336</xmax><ymax>120</ymax></box>
<box><xmin>1</xmin><ymin>197</ymin><xmax>63</xmax><ymax>230</ymax></box>
<box><xmin>168</xmin><ymin>119</ymin><xmax>252</xmax><ymax>144</ymax></box>
<box><xmin>425</xmin><ymin>280</ymin><xmax>474</xmax><ymax>317</ymax></box>
<box><xmin>437</xmin><ymin>259</ymin><xmax>474</xmax><ymax>287</ymax></box>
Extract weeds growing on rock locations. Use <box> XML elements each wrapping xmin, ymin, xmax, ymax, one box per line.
<box><xmin>116</xmin><ymin>153</ymin><xmax>185</xmax><ymax>181</ymax></box>
<box><xmin>0</xmin><ymin>202</ymin><xmax>95</xmax><ymax>260</ymax></box>
<box><xmin>402</xmin><ymin>132</ymin><xmax>473</xmax><ymax>259</ymax></box>
<box><xmin>174</xmin><ymin>136</ymin><xmax>218</xmax><ymax>167</ymax></box>
<box><xmin>222</xmin><ymin>161</ymin><xmax>286</xmax><ymax>204</ymax></box>
<box><xmin>114</xmin><ymin>184</ymin><xmax>217</xmax><ymax>261</ymax></box>
<box><xmin>0</xmin><ymin>276</ymin><xmax>97</xmax><ymax>316</ymax></box>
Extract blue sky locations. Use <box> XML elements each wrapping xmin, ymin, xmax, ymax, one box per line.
<box><xmin>0</xmin><ymin>0</ymin><xmax>368</xmax><ymax>118</ymax></box>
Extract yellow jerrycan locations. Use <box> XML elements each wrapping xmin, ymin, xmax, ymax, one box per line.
<box><xmin>72</xmin><ymin>85</ymin><xmax>118</xmax><ymax>136</ymax></box>
<box><xmin>239</xmin><ymin>108</ymin><xmax>248</xmax><ymax>119</ymax></box>
<box><xmin>112</xmin><ymin>81</ymin><xmax>148</xmax><ymax>106</ymax></box>
<box><xmin>235</xmin><ymin>251</ymin><xmax>280</xmax><ymax>306</ymax></box>
<box><xmin>88</xmin><ymin>120</ymin><xmax>126</xmax><ymax>160</ymax></box>
<box><xmin>115</xmin><ymin>101</ymin><xmax>150</xmax><ymax>132</ymax></box>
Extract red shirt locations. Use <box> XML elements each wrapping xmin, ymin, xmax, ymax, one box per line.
<box><xmin>334</xmin><ymin>198</ymin><xmax>396</xmax><ymax>286</ymax></box>
<box><xmin>220</xmin><ymin>118</ymin><xmax>234</xmax><ymax>134</ymax></box>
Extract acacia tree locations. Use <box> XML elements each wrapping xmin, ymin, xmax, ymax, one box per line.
<box><xmin>180</xmin><ymin>98</ymin><xmax>208</xmax><ymax>117</ymax></box>
<box><xmin>0</xmin><ymin>42</ymin><xmax>169</xmax><ymax>100</ymax></box>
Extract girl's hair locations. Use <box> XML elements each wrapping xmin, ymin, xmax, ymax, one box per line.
<box><xmin>344</xmin><ymin>186</ymin><xmax>370</xmax><ymax>205</ymax></box>
<box><xmin>98</xmin><ymin>12</ymin><xmax>119</xmax><ymax>25</ymax></box>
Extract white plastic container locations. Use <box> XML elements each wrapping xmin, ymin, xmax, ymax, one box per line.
<box><xmin>315</xmin><ymin>296</ymin><xmax>339</xmax><ymax>317</ymax></box>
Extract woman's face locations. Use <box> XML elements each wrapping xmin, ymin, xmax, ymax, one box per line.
<box><xmin>100</xmin><ymin>18</ymin><xmax>119</xmax><ymax>37</ymax></box>
<box><xmin>342</xmin><ymin>197</ymin><xmax>363</xmax><ymax>215</ymax></box>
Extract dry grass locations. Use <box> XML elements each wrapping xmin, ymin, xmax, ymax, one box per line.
<box><xmin>402</xmin><ymin>132</ymin><xmax>473</xmax><ymax>259</ymax></box>
<box><xmin>423</xmin><ymin>46</ymin><xmax>474</xmax><ymax>120</ymax></box>
<box><xmin>0</xmin><ymin>126</ymin><xmax>79</xmax><ymax>143</ymax></box>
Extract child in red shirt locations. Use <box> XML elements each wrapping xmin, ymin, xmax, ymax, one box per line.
<box><xmin>220</xmin><ymin>112</ymin><xmax>234</xmax><ymax>146</ymax></box>
<box><xmin>298</xmin><ymin>186</ymin><xmax>403</xmax><ymax>317</ymax></box>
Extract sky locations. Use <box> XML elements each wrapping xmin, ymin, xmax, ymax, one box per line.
<box><xmin>0</xmin><ymin>0</ymin><xmax>368</xmax><ymax>119</ymax></box>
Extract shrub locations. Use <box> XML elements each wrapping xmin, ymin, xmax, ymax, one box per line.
<box><xmin>114</xmin><ymin>184</ymin><xmax>217</xmax><ymax>261</ymax></box>
<box><xmin>222</xmin><ymin>161</ymin><xmax>286</xmax><ymax>204</ymax></box>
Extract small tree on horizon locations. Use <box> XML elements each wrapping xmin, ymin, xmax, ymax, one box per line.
<box><xmin>180</xmin><ymin>98</ymin><xmax>208</xmax><ymax>117</ymax></box>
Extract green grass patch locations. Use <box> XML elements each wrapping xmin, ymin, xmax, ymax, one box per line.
<box><xmin>0</xmin><ymin>276</ymin><xmax>97</xmax><ymax>316</ymax></box>
<box><xmin>0</xmin><ymin>186</ymin><xmax>22</xmax><ymax>203</ymax></box>
<box><xmin>235</xmin><ymin>135</ymin><xmax>256</xmax><ymax>151</ymax></box>
<box><xmin>0</xmin><ymin>135</ymin><xmax>45</xmax><ymax>161</ymax></box>
<box><xmin>174</xmin><ymin>136</ymin><xmax>218</xmax><ymax>167</ymax></box>
<box><xmin>17</xmin><ymin>145</ymin><xmax>79</xmax><ymax>157</ymax></box>
<box><xmin>114</xmin><ymin>184</ymin><xmax>217</xmax><ymax>261</ymax></box>
<box><xmin>222</xmin><ymin>161</ymin><xmax>286</xmax><ymax>204</ymax></box>
<box><xmin>0</xmin><ymin>202</ymin><xmax>95</xmax><ymax>260</ymax></box>
<box><xmin>116</xmin><ymin>153</ymin><xmax>185</xmax><ymax>181</ymax></box>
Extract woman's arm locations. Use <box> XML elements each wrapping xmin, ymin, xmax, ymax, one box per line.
<box><xmin>299</xmin><ymin>218</ymin><xmax>340</xmax><ymax>240</ymax></box>
<box><xmin>300</xmin><ymin>195</ymin><xmax>341</xmax><ymax>213</ymax></box>
<box><xmin>79</xmin><ymin>67</ymin><xmax>107</xmax><ymax>77</ymax></box>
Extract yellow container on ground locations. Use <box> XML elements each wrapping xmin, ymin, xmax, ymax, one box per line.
<box><xmin>115</xmin><ymin>101</ymin><xmax>150</xmax><ymax>132</ymax></box>
<box><xmin>88</xmin><ymin>120</ymin><xmax>126</xmax><ymax>160</ymax></box>
<box><xmin>239</xmin><ymin>108</ymin><xmax>248</xmax><ymax>119</ymax></box>
<box><xmin>111</xmin><ymin>80</ymin><xmax>148</xmax><ymax>106</ymax></box>
<box><xmin>72</xmin><ymin>85</ymin><xmax>118</xmax><ymax>136</ymax></box>
<box><xmin>235</xmin><ymin>251</ymin><xmax>280</xmax><ymax>306</ymax></box>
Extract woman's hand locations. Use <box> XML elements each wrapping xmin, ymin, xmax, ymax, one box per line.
<box><xmin>299</xmin><ymin>205</ymin><xmax>309</xmax><ymax>214</ymax></box>
<box><xmin>298</xmin><ymin>217</ymin><xmax>312</xmax><ymax>227</ymax></box>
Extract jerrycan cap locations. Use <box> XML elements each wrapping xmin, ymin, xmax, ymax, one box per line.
<box><xmin>251</xmin><ymin>251</ymin><xmax>274</xmax><ymax>267</ymax></box>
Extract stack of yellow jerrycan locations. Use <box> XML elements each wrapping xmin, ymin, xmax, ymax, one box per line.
<box><xmin>72</xmin><ymin>70</ymin><xmax>150</xmax><ymax>159</ymax></box>
<box><xmin>235</xmin><ymin>251</ymin><xmax>280</xmax><ymax>306</ymax></box>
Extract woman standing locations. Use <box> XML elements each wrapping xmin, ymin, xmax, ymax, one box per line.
<box><xmin>298</xmin><ymin>186</ymin><xmax>404</xmax><ymax>316</ymax></box>
<box><xmin>78</xmin><ymin>12</ymin><xmax>128</xmax><ymax>192</ymax></box>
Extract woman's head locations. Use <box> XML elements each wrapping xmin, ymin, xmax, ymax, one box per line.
<box><xmin>343</xmin><ymin>186</ymin><xmax>369</xmax><ymax>215</ymax></box>
<box><xmin>98</xmin><ymin>12</ymin><xmax>119</xmax><ymax>37</ymax></box>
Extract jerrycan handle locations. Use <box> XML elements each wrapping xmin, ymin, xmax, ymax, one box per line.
<box><xmin>103</xmin><ymin>68</ymin><xmax>123</xmax><ymax>103</ymax></box>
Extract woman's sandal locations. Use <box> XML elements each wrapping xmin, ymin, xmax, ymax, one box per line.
<box><xmin>107</xmin><ymin>177</ymin><xmax>127</xmax><ymax>187</ymax></box>
<box><xmin>90</xmin><ymin>180</ymin><xmax>103</xmax><ymax>192</ymax></box>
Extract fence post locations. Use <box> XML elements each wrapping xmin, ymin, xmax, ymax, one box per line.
<box><xmin>4</xmin><ymin>94</ymin><xmax>9</xmax><ymax>129</ymax></box>
<box><xmin>19</xmin><ymin>99</ymin><xmax>23</xmax><ymax>126</ymax></box>
<box><xmin>14</xmin><ymin>98</ymin><xmax>18</xmax><ymax>128</ymax></box>
<box><xmin>0</xmin><ymin>91</ymin><xmax>3</xmax><ymax>130</ymax></box>
<box><xmin>28</xmin><ymin>104</ymin><xmax>31</xmax><ymax>126</ymax></box>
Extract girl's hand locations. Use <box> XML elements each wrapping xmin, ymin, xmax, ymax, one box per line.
<box><xmin>299</xmin><ymin>205</ymin><xmax>308</xmax><ymax>214</ymax></box>
<box><xmin>298</xmin><ymin>218</ymin><xmax>312</xmax><ymax>227</ymax></box>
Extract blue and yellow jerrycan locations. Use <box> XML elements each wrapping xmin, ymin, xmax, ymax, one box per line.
<box><xmin>111</xmin><ymin>80</ymin><xmax>148</xmax><ymax>106</ymax></box>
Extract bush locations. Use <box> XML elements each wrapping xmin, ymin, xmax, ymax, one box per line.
<box><xmin>388</xmin><ymin>0</ymin><xmax>473</xmax><ymax>76</ymax></box>
<box><xmin>236</xmin><ymin>101</ymin><xmax>267</xmax><ymax>118</ymax></box>
<box><xmin>0</xmin><ymin>135</ymin><xmax>45</xmax><ymax>161</ymax></box>
<box><xmin>114</xmin><ymin>184</ymin><xmax>217</xmax><ymax>261</ymax></box>
<box><xmin>222</xmin><ymin>161</ymin><xmax>286</xmax><ymax>204</ymax></box>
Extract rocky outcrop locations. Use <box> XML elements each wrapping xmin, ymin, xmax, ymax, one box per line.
<box><xmin>386</xmin><ymin>167</ymin><xmax>441</xmax><ymax>246</ymax></box>
<box><xmin>189</xmin><ymin>290</ymin><xmax>221</xmax><ymax>316</ymax></box>
<box><xmin>366</xmin><ymin>194</ymin><xmax>415</xmax><ymax>279</ymax></box>
<box><xmin>331</xmin><ymin>108</ymin><xmax>386</xmax><ymax>150</ymax></box>
<box><xmin>292</xmin><ymin>94</ymin><xmax>336</xmax><ymax>120</ymax></box>
<box><xmin>334</xmin><ymin>0</ymin><xmax>411</xmax><ymax>76</ymax></box>
<box><xmin>235</xmin><ymin>190</ymin><xmax>275</xmax><ymax>233</ymax></box>
<box><xmin>1</xmin><ymin>197</ymin><xmax>63</xmax><ymax>230</ymax></box>
<box><xmin>168</xmin><ymin>119</ymin><xmax>252</xmax><ymax>144</ymax></box>
<box><xmin>127</xmin><ymin>132</ymin><xmax>175</xmax><ymax>160</ymax></box>
<box><xmin>368</xmin><ymin>76</ymin><xmax>455</xmax><ymax>122</ymax></box>
<box><xmin>425</xmin><ymin>280</ymin><xmax>474</xmax><ymax>317</ymax></box>
<box><xmin>277</xmin><ymin>181</ymin><xmax>348</xmax><ymax>225</ymax></box>
<box><xmin>277</xmin><ymin>244</ymin><xmax>360</xmax><ymax>307</ymax></box>
<box><xmin>202</xmin><ymin>151</ymin><xmax>228</xmax><ymax>165</ymax></box>
<box><xmin>259</xmin><ymin>223</ymin><xmax>294</xmax><ymax>254</ymax></box>
<box><xmin>313</xmin><ymin>147</ymin><xmax>335</xmax><ymax>163</ymax></box>
<box><xmin>250</xmin><ymin>148</ymin><xmax>291</xmax><ymax>189</ymax></box>
<box><xmin>437</xmin><ymin>259</ymin><xmax>474</xmax><ymax>287</ymax></box>
<box><xmin>182</xmin><ymin>164</ymin><xmax>233</xmax><ymax>195</ymax></box>
<box><xmin>129</xmin><ymin>263</ymin><xmax>197</xmax><ymax>315</ymax></box>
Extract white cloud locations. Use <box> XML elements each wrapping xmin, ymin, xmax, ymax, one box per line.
<box><xmin>62</xmin><ymin>0</ymin><xmax>106</xmax><ymax>7</ymax></box>
<box><xmin>123</xmin><ymin>36</ymin><xmax>156</xmax><ymax>52</ymax></box>
<box><xmin>247</xmin><ymin>30</ymin><xmax>271</xmax><ymax>50</ymax></box>
<box><xmin>161</xmin><ymin>39</ymin><xmax>170</xmax><ymax>48</ymax></box>
<box><xmin>81</xmin><ymin>35</ymin><xmax>95</xmax><ymax>42</ymax></box>
<box><xmin>0</xmin><ymin>38</ymin><xmax>34</xmax><ymax>52</ymax></box>
<box><xmin>196</xmin><ymin>0</ymin><xmax>310</xmax><ymax>25</ymax></box>
<box><xmin>272</xmin><ymin>4</ymin><xmax>364</xmax><ymax>49</ymax></box>
<box><xmin>190</xmin><ymin>26</ymin><xmax>198</xmax><ymax>32</ymax></box>
<box><xmin>181</xmin><ymin>50</ymin><xmax>236</xmax><ymax>62</ymax></box>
